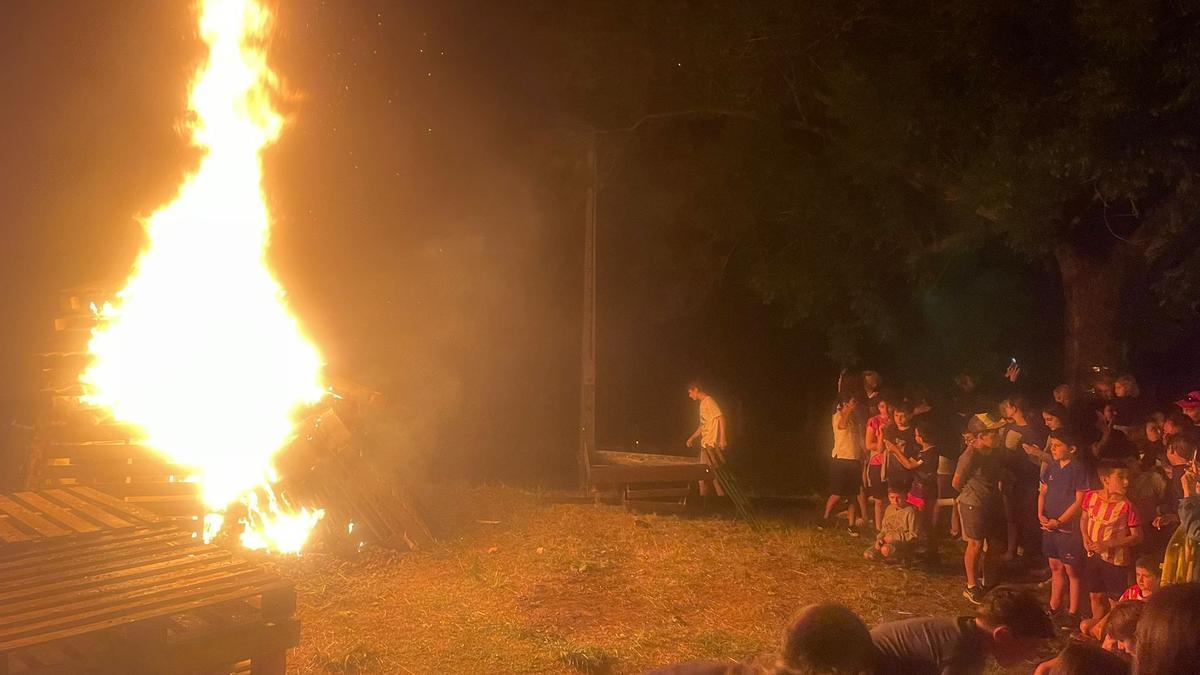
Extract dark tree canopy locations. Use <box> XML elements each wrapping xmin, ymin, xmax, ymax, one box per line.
<box><xmin>519</xmin><ymin>0</ymin><xmax>1200</xmax><ymax>383</ymax></box>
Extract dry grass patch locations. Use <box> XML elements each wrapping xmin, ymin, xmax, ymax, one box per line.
<box><xmin>267</xmin><ymin>485</ymin><xmax>1053</xmax><ymax>673</ymax></box>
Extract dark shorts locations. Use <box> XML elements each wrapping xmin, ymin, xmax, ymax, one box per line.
<box><xmin>866</xmin><ymin>464</ymin><xmax>887</xmax><ymax>499</ymax></box>
<box><xmin>958</xmin><ymin>501</ymin><xmax>1002</xmax><ymax>541</ymax></box>
<box><xmin>1042</xmin><ymin>529</ymin><xmax>1085</xmax><ymax>567</ymax></box>
<box><xmin>1086</xmin><ymin>557</ymin><xmax>1132</xmax><ymax>599</ymax></box>
<box><xmin>829</xmin><ymin>458</ymin><xmax>862</xmax><ymax>497</ymax></box>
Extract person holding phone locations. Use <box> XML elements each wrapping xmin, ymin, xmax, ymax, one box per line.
<box><xmin>1162</xmin><ymin>454</ymin><xmax>1200</xmax><ymax>584</ymax></box>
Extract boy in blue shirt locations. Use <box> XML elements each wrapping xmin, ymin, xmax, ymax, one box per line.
<box><xmin>1039</xmin><ymin>429</ymin><xmax>1090</xmax><ymax>626</ymax></box>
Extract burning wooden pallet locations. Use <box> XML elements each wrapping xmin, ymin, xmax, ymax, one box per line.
<box><xmin>31</xmin><ymin>286</ymin><xmax>205</xmax><ymax>534</ymax></box>
<box><xmin>0</xmin><ymin>521</ymin><xmax>298</xmax><ymax>674</ymax></box>
<box><xmin>280</xmin><ymin>402</ymin><xmax>436</xmax><ymax>551</ymax></box>
<box><xmin>34</xmin><ymin>286</ymin><xmax>435</xmax><ymax>551</ymax></box>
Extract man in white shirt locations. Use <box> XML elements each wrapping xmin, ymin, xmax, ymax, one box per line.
<box><xmin>824</xmin><ymin>393</ymin><xmax>864</xmax><ymax>536</ymax></box>
<box><xmin>686</xmin><ymin>380</ymin><xmax>727</xmax><ymax>497</ymax></box>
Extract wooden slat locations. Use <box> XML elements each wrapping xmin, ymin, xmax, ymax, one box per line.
<box><xmin>39</xmin><ymin>466</ymin><xmax>186</xmax><ymax>484</ymax></box>
<box><xmin>39</xmin><ymin>490</ymin><xmax>133</xmax><ymax>531</ymax></box>
<box><xmin>41</xmin><ymin>424</ymin><xmax>138</xmax><ymax>444</ymax></box>
<box><xmin>587</xmin><ymin>462</ymin><xmax>711</xmax><ymax>485</ymax></box>
<box><xmin>0</xmin><ymin>518</ymin><xmax>33</xmax><ymax>545</ymax></box>
<box><xmin>9</xmin><ymin>494</ymin><xmax>100</xmax><ymax>535</ymax></box>
<box><xmin>0</xmin><ymin>551</ymin><xmax>239</xmax><ymax>610</ymax></box>
<box><xmin>0</xmin><ymin>567</ymin><xmax>272</xmax><ymax>629</ymax></box>
<box><xmin>85</xmin><ymin>482</ymin><xmax>200</xmax><ymax>498</ymax></box>
<box><xmin>0</xmin><ymin>529</ymin><xmax>196</xmax><ymax>579</ymax></box>
<box><xmin>40</xmin><ymin>444</ymin><xmax>162</xmax><ymax>461</ymax></box>
<box><xmin>0</xmin><ymin>497</ymin><xmax>68</xmax><ymax>540</ymax></box>
<box><xmin>0</xmin><ymin>524</ymin><xmax>176</xmax><ymax>565</ymax></box>
<box><xmin>66</xmin><ymin>488</ymin><xmax>161</xmax><ymax>524</ymax></box>
<box><xmin>624</xmin><ymin>486</ymin><xmax>691</xmax><ymax>500</ymax></box>
<box><xmin>0</xmin><ymin>578</ymin><xmax>291</xmax><ymax>651</ymax></box>
<box><xmin>624</xmin><ymin>500</ymin><xmax>689</xmax><ymax>514</ymax></box>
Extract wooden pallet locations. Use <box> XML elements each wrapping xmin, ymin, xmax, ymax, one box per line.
<box><xmin>0</xmin><ymin>486</ymin><xmax>165</xmax><ymax>549</ymax></box>
<box><xmin>0</xmin><ymin>524</ymin><xmax>297</xmax><ymax>675</ymax></box>
<box><xmin>30</xmin><ymin>288</ymin><xmax>206</xmax><ymax>534</ymax></box>
<box><xmin>26</xmin><ymin>439</ymin><xmax>203</xmax><ymax>535</ymax></box>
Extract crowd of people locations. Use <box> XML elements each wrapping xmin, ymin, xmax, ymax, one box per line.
<box><xmin>668</xmin><ymin>372</ymin><xmax>1200</xmax><ymax>673</ymax></box>
<box><xmin>814</xmin><ymin>366</ymin><xmax>1200</xmax><ymax>673</ymax></box>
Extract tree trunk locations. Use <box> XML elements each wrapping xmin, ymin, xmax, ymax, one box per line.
<box><xmin>1055</xmin><ymin>244</ymin><xmax>1128</xmax><ymax>386</ymax></box>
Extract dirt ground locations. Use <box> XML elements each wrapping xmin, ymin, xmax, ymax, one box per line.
<box><xmin>266</xmin><ymin>486</ymin><xmax>1058</xmax><ymax>674</ymax></box>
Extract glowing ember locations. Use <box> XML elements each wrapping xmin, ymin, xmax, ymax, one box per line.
<box><xmin>81</xmin><ymin>0</ymin><xmax>324</xmax><ymax>553</ymax></box>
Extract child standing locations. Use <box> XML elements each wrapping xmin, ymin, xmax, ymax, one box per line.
<box><xmin>954</xmin><ymin>413</ymin><xmax>1007</xmax><ymax>604</ymax></box>
<box><xmin>864</xmin><ymin>479</ymin><xmax>919</xmax><ymax>562</ymax></box>
<box><xmin>864</xmin><ymin>398</ymin><xmax>894</xmax><ymax>530</ymax></box>
<box><xmin>1080</xmin><ymin>460</ymin><xmax>1143</xmax><ymax>628</ymax></box>
<box><xmin>1039</xmin><ymin>430</ymin><xmax>1089</xmax><ymax>626</ymax></box>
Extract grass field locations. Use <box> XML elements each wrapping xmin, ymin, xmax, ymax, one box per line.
<box><xmin>268</xmin><ymin>486</ymin><xmax>1056</xmax><ymax>674</ymax></box>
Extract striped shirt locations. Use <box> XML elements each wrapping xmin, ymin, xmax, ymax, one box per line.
<box><xmin>1118</xmin><ymin>584</ymin><xmax>1147</xmax><ymax>602</ymax></box>
<box><xmin>1082</xmin><ymin>490</ymin><xmax>1140</xmax><ymax>567</ymax></box>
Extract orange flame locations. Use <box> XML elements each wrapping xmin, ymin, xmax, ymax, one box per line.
<box><xmin>81</xmin><ymin>0</ymin><xmax>324</xmax><ymax>553</ymax></box>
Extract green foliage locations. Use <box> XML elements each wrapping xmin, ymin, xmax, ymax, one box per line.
<box><xmin>526</xmin><ymin>0</ymin><xmax>1200</xmax><ymax>367</ymax></box>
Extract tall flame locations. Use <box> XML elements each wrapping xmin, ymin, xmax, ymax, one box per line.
<box><xmin>81</xmin><ymin>0</ymin><xmax>324</xmax><ymax>553</ymax></box>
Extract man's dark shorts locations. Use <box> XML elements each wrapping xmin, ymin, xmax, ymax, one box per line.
<box><xmin>1042</xmin><ymin>528</ymin><xmax>1085</xmax><ymax>567</ymax></box>
<box><xmin>1086</xmin><ymin>557</ymin><xmax>1132</xmax><ymax>599</ymax></box>
<box><xmin>830</xmin><ymin>458</ymin><xmax>861</xmax><ymax>497</ymax></box>
<box><xmin>958</xmin><ymin>501</ymin><xmax>1002</xmax><ymax>541</ymax></box>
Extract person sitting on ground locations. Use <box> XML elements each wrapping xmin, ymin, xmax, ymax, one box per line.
<box><xmin>644</xmin><ymin>602</ymin><xmax>880</xmax><ymax>675</ymax></box>
<box><xmin>954</xmin><ymin>413</ymin><xmax>1007</xmax><ymax>605</ymax></box>
<box><xmin>1098</xmin><ymin>600</ymin><xmax>1143</xmax><ymax>657</ymax></box>
<box><xmin>823</xmin><ymin>393</ymin><xmax>864</xmax><ymax>537</ymax></box>
<box><xmin>1120</xmin><ymin>553</ymin><xmax>1162</xmax><ymax>601</ymax></box>
<box><xmin>1133</xmin><ymin>582</ymin><xmax>1200</xmax><ymax>675</ymax></box>
<box><xmin>870</xmin><ymin>585</ymin><xmax>1054</xmax><ymax>675</ymax></box>
<box><xmin>1079</xmin><ymin>460</ymin><xmax>1142</xmax><ymax>635</ymax></box>
<box><xmin>1039</xmin><ymin>429</ymin><xmax>1089</xmax><ymax>627</ymax></box>
<box><xmin>1081</xmin><ymin>555</ymin><xmax>1161</xmax><ymax>641</ymax></box>
<box><xmin>865</xmin><ymin>479</ymin><xmax>919</xmax><ymax>562</ymax></box>
<box><xmin>1033</xmin><ymin>642</ymin><xmax>1130</xmax><ymax>675</ymax></box>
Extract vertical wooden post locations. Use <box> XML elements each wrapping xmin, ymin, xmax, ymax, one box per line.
<box><xmin>579</xmin><ymin>135</ymin><xmax>598</xmax><ymax>491</ymax></box>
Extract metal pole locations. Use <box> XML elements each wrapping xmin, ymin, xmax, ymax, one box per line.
<box><xmin>578</xmin><ymin>136</ymin><xmax>598</xmax><ymax>491</ymax></box>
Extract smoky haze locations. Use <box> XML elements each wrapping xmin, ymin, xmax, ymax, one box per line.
<box><xmin>0</xmin><ymin>1</ymin><xmax>585</xmax><ymax>487</ymax></box>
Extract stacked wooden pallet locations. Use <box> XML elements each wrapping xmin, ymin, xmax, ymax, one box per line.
<box><xmin>587</xmin><ymin>450</ymin><xmax>711</xmax><ymax>514</ymax></box>
<box><xmin>0</xmin><ymin>515</ymin><xmax>298</xmax><ymax>674</ymax></box>
<box><xmin>0</xmin><ymin>485</ymin><xmax>164</xmax><ymax>549</ymax></box>
<box><xmin>32</xmin><ymin>286</ymin><xmax>203</xmax><ymax>534</ymax></box>
<box><xmin>282</xmin><ymin>403</ymin><xmax>436</xmax><ymax>551</ymax></box>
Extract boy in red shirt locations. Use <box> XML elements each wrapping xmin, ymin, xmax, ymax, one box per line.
<box><xmin>1080</xmin><ymin>460</ymin><xmax>1142</xmax><ymax>629</ymax></box>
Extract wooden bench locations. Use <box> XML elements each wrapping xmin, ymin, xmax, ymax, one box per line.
<box><xmin>0</xmin><ymin>523</ymin><xmax>298</xmax><ymax>674</ymax></box>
